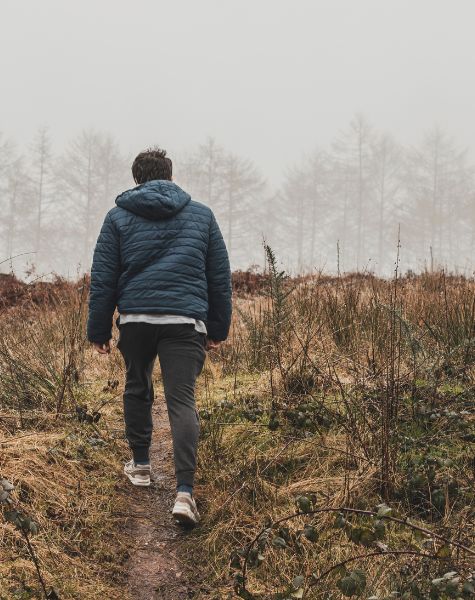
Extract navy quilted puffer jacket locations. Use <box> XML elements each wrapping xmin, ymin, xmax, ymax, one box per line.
<box><xmin>87</xmin><ymin>180</ymin><xmax>232</xmax><ymax>344</ymax></box>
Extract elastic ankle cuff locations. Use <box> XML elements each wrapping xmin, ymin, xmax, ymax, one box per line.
<box><xmin>132</xmin><ymin>447</ymin><xmax>150</xmax><ymax>463</ymax></box>
<box><xmin>176</xmin><ymin>469</ymin><xmax>194</xmax><ymax>488</ymax></box>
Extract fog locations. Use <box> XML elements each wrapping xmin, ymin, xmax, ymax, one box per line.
<box><xmin>1</xmin><ymin>0</ymin><xmax>475</xmax><ymax>277</ymax></box>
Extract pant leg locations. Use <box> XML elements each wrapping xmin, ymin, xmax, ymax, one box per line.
<box><xmin>117</xmin><ymin>322</ymin><xmax>159</xmax><ymax>463</ymax></box>
<box><xmin>157</xmin><ymin>323</ymin><xmax>206</xmax><ymax>487</ymax></box>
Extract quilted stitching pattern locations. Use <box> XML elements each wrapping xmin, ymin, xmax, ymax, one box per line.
<box><xmin>87</xmin><ymin>180</ymin><xmax>232</xmax><ymax>344</ymax></box>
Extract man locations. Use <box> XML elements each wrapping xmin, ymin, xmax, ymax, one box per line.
<box><xmin>86</xmin><ymin>147</ymin><xmax>232</xmax><ymax>526</ymax></box>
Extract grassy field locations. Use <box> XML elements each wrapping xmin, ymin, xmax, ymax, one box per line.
<box><xmin>0</xmin><ymin>250</ymin><xmax>474</xmax><ymax>599</ymax></box>
<box><xmin>0</xmin><ymin>276</ymin><xmax>130</xmax><ymax>599</ymax></box>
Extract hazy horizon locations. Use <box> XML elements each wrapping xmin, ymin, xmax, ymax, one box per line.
<box><xmin>2</xmin><ymin>0</ymin><xmax>475</xmax><ymax>278</ymax></box>
<box><xmin>2</xmin><ymin>0</ymin><xmax>475</xmax><ymax>187</ymax></box>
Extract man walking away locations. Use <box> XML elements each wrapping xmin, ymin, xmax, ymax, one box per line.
<box><xmin>86</xmin><ymin>147</ymin><xmax>232</xmax><ymax>526</ymax></box>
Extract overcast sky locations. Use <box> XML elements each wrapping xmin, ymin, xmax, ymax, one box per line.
<box><xmin>2</xmin><ymin>0</ymin><xmax>475</xmax><ymax>186</ymax></box>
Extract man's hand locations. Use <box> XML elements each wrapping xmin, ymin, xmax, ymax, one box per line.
<box><xmin>205</xmin><ymin>338</ymin><xmax>222</xmax><ymax>351</ymax></box>
<box><xmin>93</xmin><ymin>340</ymin><xmax>111</xmax><ymax>354</ymax></box>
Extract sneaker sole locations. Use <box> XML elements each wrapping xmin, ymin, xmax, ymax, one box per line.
<box><xmin>172</xmin><ymin>504</ymin><xmax>199</xmax><ymax>526</ymax></box>
<box><xmin>124</xmin><ymin>470</ymin><xmax>151</xmax><ymax>487</ymax></box>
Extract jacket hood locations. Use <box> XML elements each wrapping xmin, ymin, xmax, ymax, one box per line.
<box><xmin>115</xmin><ymin>180</ymin><xmax>191</xmax><ymax>220</ymax></box>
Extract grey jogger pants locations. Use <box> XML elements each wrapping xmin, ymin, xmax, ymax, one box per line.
<box><xmin>117</xmin><ymin>322</ymin><xmax>207</xmax><ymax>487</ymax></box>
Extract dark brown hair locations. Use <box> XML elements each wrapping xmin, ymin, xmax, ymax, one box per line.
<box><xmin>131</xmin><ymin>146</ymin><xmax>173</xmax><ymax>184</ymax></box>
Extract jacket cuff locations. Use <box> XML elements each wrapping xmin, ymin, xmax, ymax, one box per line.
<box><xmin>87</xmin><ymin>334</ymin><xmax>112</xmax><ymax>344</ymax></box>
<box><xmin>206</xmin><ymin>320</ymin><xmax>229</xmax><ymax>342</ymax></box>
<box><xmin>87</xmin><ymin>321</ymin><xmax>112</xmax><ymax>344</ymax></box>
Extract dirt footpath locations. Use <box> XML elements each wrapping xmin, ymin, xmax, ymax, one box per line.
<box><xmin>123</xmin><ymin>400</ymin><xmax>195</xmax><ymax>600</ymax></box>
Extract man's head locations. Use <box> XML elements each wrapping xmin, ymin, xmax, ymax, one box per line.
<box><xmin>131</xmin><ymin>146</ymin><xmax>173</xmax><ymax>184</ymax></box>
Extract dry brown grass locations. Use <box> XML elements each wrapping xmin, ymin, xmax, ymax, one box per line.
<box><xmin>0</xmin><ymin>281</ymin><xmax>131</xmax><ymax>599</ymax></box>
<box><xmin>0</xmin><ymin>426</ymin><xmax>129</xmax><ymax>598</ymax></box>
<box><xmin>1</xmin><ymin>267</ymin><xmax>474</xmax><ymax>599</ymax></box>
<box><xmin>187</xmin><ymin>266</ymin><xmax>475</xmax><ymax>599</ymax></box>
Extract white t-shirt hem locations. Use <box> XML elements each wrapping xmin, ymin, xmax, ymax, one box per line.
<box><xmin>119</xmin><ymin>313</ymin><xmax>207</xmax><ymax>334</ymax></box>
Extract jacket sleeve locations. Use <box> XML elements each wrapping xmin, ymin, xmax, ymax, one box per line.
<box><xmin>205</xmin><ymin>211</ymin><xmax>232</xmax><ymax>341</ymax></box>
<box><xmin>87</xmin><ymin>211</ymin><xmax>121</xmax><ymax>344</ymax></box>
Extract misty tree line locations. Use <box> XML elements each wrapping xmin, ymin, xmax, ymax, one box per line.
<box><xmin>1</xmin><ymin>114</ymin><xmax>474</xmax><ymax>278</ymax></box>
<box><xmin>0</xmin><ymin>128</ymin><xmax>130</xmax><ymax>277</ymax></box>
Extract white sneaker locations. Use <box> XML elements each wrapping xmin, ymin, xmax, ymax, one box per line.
<box><xmin>172</xmin><ymin>492</ymin><xmax>200</xmax><ymax>526</ymax></box>
<box><xmin>123</xmin><ymin>459</ymin><xmax>151</xmax><ymax>487</ymax></box>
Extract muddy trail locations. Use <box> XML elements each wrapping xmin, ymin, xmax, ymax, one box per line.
<box><xmin>123</xmin><ymin>400</ymin><xmax>197</xmax><ymax>600</ymax></box>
